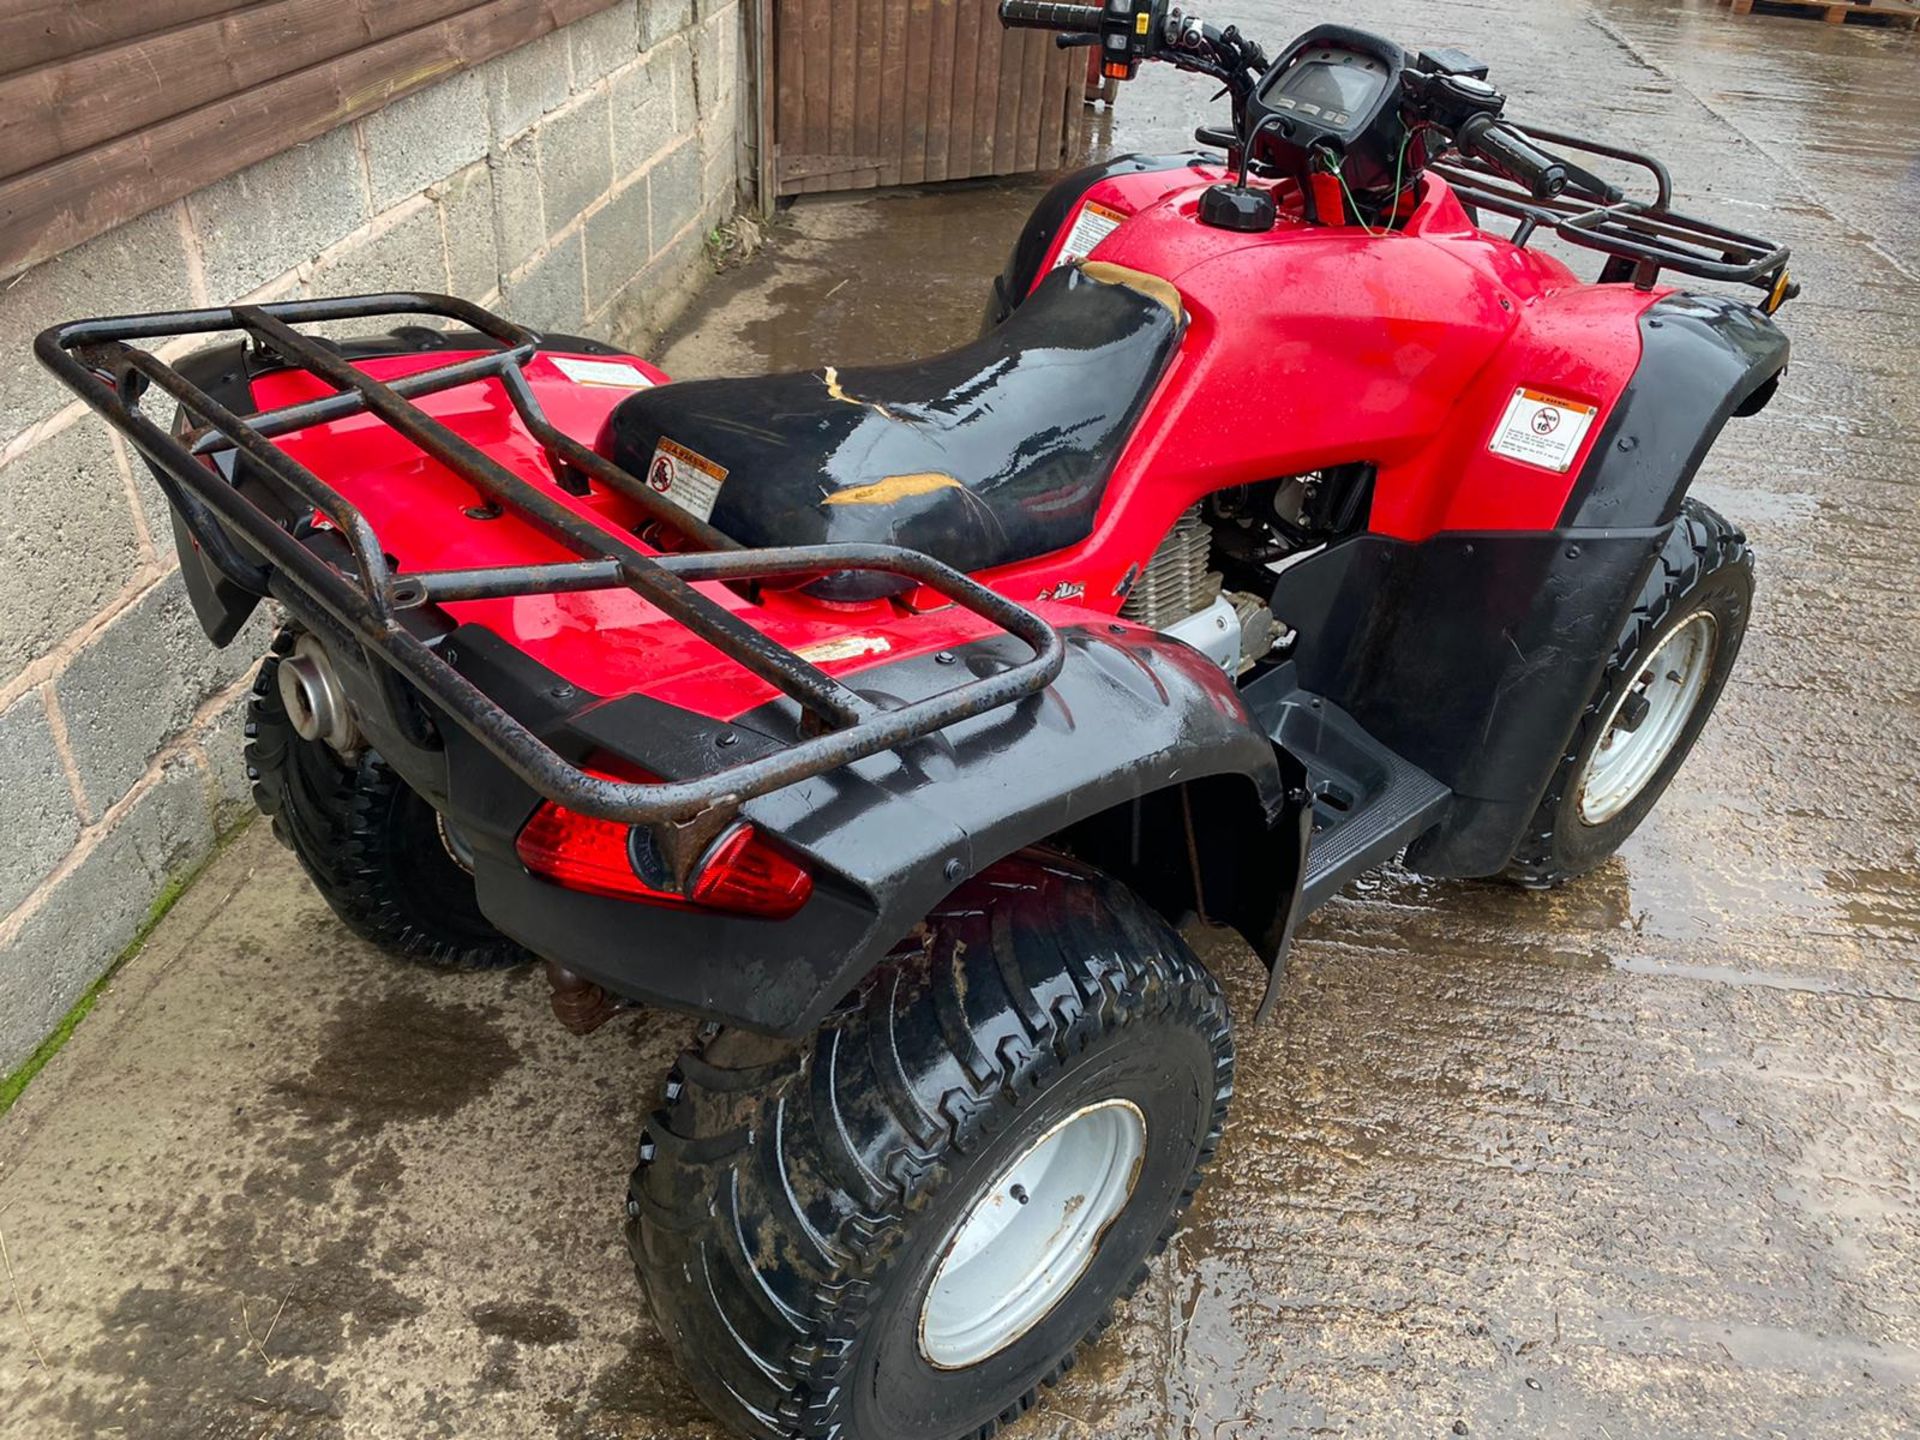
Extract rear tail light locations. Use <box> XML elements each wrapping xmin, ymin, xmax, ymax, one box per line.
<box><xmin>683</xmin><ymin>822</ymin><xmax>814</xmax><ymax>917</ymax></box>
<box><xmin>514</xmin><ymin>767</ymin><xmax>812</xmax><ymax>919</ymax></box>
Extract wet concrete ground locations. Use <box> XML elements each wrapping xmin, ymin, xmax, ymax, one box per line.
<box><xmin>3</xmin><ymin>1</ymin><xmax>1918</xmax><ymax>1436</ymax></box>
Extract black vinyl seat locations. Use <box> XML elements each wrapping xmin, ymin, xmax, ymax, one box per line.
<box><xmin>598</xmin><ymin>262</ymin><xmax>1185</xmax><ymax>598</ymax></box>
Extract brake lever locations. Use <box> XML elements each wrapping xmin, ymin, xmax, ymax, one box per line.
<box><xmin>1055</xmin><ymin>32</ymin><xmax>1100</xmax><ymax>48</ymax></box>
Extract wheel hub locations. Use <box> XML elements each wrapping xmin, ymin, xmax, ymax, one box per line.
<box><xmin>1579</xmin><ymin>612</ymin><xmax>1718</xmax><ymax>825</ymax></box>
<box><xmin>918</xmin><ymin>1099</ymin><xmax>1146</xmax><ymax>1370</ymax></box>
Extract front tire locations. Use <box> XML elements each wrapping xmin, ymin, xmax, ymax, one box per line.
<box><xmin>1506</xmin><ymin>499</ymin><xmax>1753</xmax><ymax>887</ymax></box>
<box><xmin>628</xmin><ymin>851</ymin><xmax>1233</xmax><ymax>1440</ymax></box>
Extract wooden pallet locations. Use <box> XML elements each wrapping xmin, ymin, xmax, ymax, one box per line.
<box><xmin>1723</xmin><ymin>0</ymin><xmax>1920</xmax><ymax>29</ymax></box>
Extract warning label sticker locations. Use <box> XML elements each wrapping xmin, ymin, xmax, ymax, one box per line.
<box><xmin>794</xmin><ymin>634</ymin><xmax>892</xmax><ymax>665</ymax></box>
<box><xmin>1488</xmin><ymin>388</ymin><xmax>1599</xmax><ymax>473</ymax></box>
<box><xmin>646</xmin><ymin>438</ymin><xmax>728</xmax><ymax>521</ymax></box>
<box><xmin>1051</xmin><ymin>201</ymin><xmax>1127</xmax><ymax>270</ymax></box>
<box><xmin>550</xmin><ymin>355</ymin><xmax>654</xmax><ymax>388</ymax></box>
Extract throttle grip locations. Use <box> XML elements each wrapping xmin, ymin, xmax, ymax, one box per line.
<box><xmin>1458</xmin><ymin>115</ymin><xmax>1569</xmax><ymax>201</ymax></box>
<box><xmin>998</xmin><ymin>1</ymin><xmax>1105</xmax><ymax>33</ymax></box>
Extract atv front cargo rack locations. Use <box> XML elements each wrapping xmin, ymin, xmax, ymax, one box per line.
<box><xmin>36</xmin><ymin>294</ymin><xmax>1066</xmax><ymax>854</ymax></box>
<box><xmin>1431</xmin><ymin>126</ymin><xmax>1793</xmax><ymax>304</ymax></box>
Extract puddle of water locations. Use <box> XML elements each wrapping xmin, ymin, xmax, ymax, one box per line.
<box><xmin>1606</xmin><ymin>954</ymin><xmax>1917</xmax><ymax>1004</ymax></box>
<box><xmin>1594</xmin><ymin>1309</ymin><xmax>1920</xmax><ymax>1384</ymax></box>
<box><xmin>1825</xmin><ymin>863</ymin><xmax>1920</xmax><ymax>941</ymax></box>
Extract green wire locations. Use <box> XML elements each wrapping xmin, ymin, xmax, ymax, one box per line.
<box><xmin>1329</xmin><ymin>126</ymin><xmax>1417</xmax><ymax>236</ymax></box>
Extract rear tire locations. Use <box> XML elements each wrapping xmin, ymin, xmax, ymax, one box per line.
<box><xmin>627</xmin><ymin>850</ymin><xmax>1233</xmax><ymax>1440</ymax></box>
<box><xmin>1505</xmin><ymin>499</ymin><xmax>1753</xmax><ymax>888</ymax></box>
<box><xmin>247</xmin><ymin>630</ymin><xmax>530</xmax><ymax>970</ymax></box>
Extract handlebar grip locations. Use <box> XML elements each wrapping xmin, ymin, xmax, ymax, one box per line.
<box><xmin>998</xmin><ymin>1</ymin><xmax>1105</xmax><ymax>34</ymax></box>
<box><xmin>1459</xmin><ymin>116</ymin><xmax>1569</xmax><ymax>201</ymax></box>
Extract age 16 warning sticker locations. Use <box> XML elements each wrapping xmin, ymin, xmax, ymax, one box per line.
<box><xmin>1489</xmin><ymin>388</ymin><xmax>1599</xmax><ymax>473</ymax></box>
<box><xmin>1051</xmin><ymin>201</ymin><xmax>1126</xmax><ymax>269</ymax></box>
<box><xmin>646</xmin><ymin>438</ymin><xmax>728</xmax><ymax>521</ymax></box>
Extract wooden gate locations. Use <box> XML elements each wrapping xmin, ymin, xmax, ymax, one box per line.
<box><xmin>769</xmin><ymin>0</ymin><xmax>1086</xmax><ymax>196</ymax></box>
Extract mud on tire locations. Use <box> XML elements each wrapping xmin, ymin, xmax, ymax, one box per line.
<box><xmin>1505</xmin><ymin>498</ymin><xmax>1753</xmax><ymax>888</ymax></box>
<box><xmin>627</xmin><ymin>850</ymin><xmax>1234</xmax><ymax>1440</ymax></box>
<box><xmin>247</xmin><ymin>630</ymin><xmax>530</xmax><ymax>970</ymax></box>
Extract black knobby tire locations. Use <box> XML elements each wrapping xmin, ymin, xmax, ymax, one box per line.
<box><xmin>246</xmin><ymin>631</ymin><xmax>530</xmax><ymax>970</ymax></box>
<box><xmin>1505</xmin><ymin>499</ymin><xmax>1753</xmax><ymax>888</ymax></box>
<box><xmin>627</xmin><ymin>851</ymin><xmax>1234</xmax><ymax>1440</ymax></box>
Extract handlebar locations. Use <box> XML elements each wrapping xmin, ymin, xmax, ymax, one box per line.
<box><xmin>1000</xmin><ymin>6</ymin><xmax>1571</xmax><ymax>213</ymax></box>
<box><xmin>998</xmin><ymin>1</ymin><xmax>1104</xmax><ymax>33</ymax></box>
<box><xmin>1457</xmin><ymin>115</ymin><xmax>1568</xmax><ymax>201</ymax></box>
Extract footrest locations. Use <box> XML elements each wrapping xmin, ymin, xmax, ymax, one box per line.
<box><xmin>1246</xmin><ymin>673</ymin><xmax>1450</xmax><ymax>911</ymax></box>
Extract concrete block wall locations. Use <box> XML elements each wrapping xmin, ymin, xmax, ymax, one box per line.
<box><xmin>0</xmin><ymin>0</ymin><xmax>748</xmax><ymax>1075</ymax></box>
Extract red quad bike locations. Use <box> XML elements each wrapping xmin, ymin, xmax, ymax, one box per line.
<box><xmin>41</xmin><ymin>4</ymin><xmax>1795</xmax><ymax>1436</ymax></box>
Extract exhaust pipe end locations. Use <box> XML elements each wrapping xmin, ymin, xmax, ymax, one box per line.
<box><xmin>278</xmin><ymin>633</ymin><xmax>361</xmax><ymax>755</ymax></box>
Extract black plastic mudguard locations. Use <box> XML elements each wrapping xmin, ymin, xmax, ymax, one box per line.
<box><xmin>1272</xmin><ymin>291</ymin><xmax>1788</xmax><ymax>877</ymax></box>
<box><xmin>1563</xmin><ymin>292</ymin><xmax>1788</xmax><ymax>528</ymax></box>
<box><xmin>984</xmin><ymin>152</ymin><xmax>1215</xmax><ymax>329</ymax></box>
<box><xmin>1271</xmin><ymin>527</ymin><xmax>1666</xmax><ymax>877</ymax></box>
<box><xmin>438</xmin><ymin>624</ymin><xmax>1287</xmax><ymax>1036</ymax></box>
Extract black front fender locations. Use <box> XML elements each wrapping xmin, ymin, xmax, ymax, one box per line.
<box><xmin>1562</xmin><ymin>292</ymin><xmax>1789</xmax><ymax>529</ymax></box>
<box><xmin>453</xmin><ymin>625</ymin><xmax>1286</xmax><ymax>1036</ymax></box>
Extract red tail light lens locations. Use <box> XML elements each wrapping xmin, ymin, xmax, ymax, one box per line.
<box><xmin>686</xmin><ymin>823</ymin><xmax>814</xmax><ymax>918</ymax></box>
<box><xmin>514</xmin><ymin>772</ymin><xmax>813</xmax><ymax>919</ymax></box>
<box><xmin>515</xmin><ymin>801</ymin><xmax>650</xmax><ymax>903</ymax></box>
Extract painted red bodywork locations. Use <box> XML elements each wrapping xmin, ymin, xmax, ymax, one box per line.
<box><xmin>982</xmin><ymin>164</ymin><xmax>1659</xmax><ymax>608</ymax></box>
<box><xmin>251</xmin><ymin>167</ymin><xmax>1661</xmax><ymax>721</ymax></box>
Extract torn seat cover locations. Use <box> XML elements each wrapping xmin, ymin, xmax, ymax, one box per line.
<box><xmin>598</xmin><ymin>261</ymin><xmax>1185</xmax><ymax>597</ymax></box>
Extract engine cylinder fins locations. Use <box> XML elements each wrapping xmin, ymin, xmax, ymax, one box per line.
<box><xmin>1121</xmin><ymin>505</ymin><xmax>1220</xmax><ymax>630</ymax></box>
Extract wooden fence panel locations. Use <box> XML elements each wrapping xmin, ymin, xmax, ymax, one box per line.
<box><xmin>0</xmin><ymin>0</ymin><xmax>486</xmax><ymax>182</ymax></box>
<box><xmin>0</xmin><ymin>0</ymin><xmax>624</xmax><ymax>280</ymax></box>
<box><xmin>773</xmin><ymin>0</ymin><xmax>1080</xmax><ymax>196</ymax></box>
<box><xmin>0</xmin><ymin>0</ymin><xmax>251</xmax><ymax>81</ymax></box>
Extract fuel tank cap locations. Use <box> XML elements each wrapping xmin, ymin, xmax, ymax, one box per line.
<box><xmin>1199</xmin><ymin>183</ymin><xmax>1277</xmax><ymax>233</ymax></box>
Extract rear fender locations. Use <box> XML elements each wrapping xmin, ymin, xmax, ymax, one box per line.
<box><xmin>444</xmin><ymin>623</ymin><xmax>1289</xmax><ymax>1036</ymax></box>
<box><xmin>160</xmin><ymin>340</ymin><xmax>295</xmax><ymax>646</ymax></box>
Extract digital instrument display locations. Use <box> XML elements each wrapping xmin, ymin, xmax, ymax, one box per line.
<box><xmin>1263</xmin><ymin>49</ymin><xmax>1390</xmax><ymax>131</ymax></box>
<box><xmin>1237</xmin><ymin>26</ymin><xmax>1417</xmax><ymax>217</ymax></box>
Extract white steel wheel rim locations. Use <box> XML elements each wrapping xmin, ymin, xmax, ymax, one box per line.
<box><xmin>918</xmin><ymin>1099</ymin><xmax>1147</xmax><ymax>1370</ymax></box>
<box><xmin>1579</xmin><ymin>611</ymin><xmax>1719</xmax><ymax>825</ymax></box>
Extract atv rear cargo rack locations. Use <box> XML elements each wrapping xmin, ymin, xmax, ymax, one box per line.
<box><xmin>1431</xmin><ymin>126</ymin><xmax>1794</xmax><ymax>305</ymax></box>
<box><xmin>36</xmin><ymin>294</ymin><xmax>1066</xmax><ymax>862</ymax></box>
